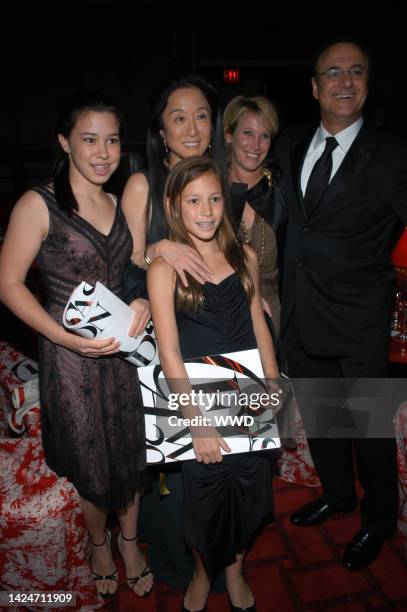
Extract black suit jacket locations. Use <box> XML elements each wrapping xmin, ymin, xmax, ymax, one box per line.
<box><xmin>275</xmin><ymin>121</ymin><xmax>407</xmax><ymax>359</ymax></box>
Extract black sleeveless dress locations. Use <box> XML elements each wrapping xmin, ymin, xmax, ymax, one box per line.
<box><xmin>34</xmin><ymin>186</ymin><xmax>146</xmax><ymax>510</ymax></box>
<box><xmin>178</xmin><ymin>273</ymin><xmax>273</xmax><ymax>578</ymax></box>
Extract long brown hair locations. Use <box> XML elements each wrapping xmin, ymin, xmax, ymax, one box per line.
<box><xmin>164</xmin><ymin>156</ymin><xmax>254</xmax><ymax>311</ymax></box>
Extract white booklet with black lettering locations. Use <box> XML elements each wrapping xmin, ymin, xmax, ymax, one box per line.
<box><xmin>62</xmin><ymin>281</ymin><xmax>159</xmax><ymax>367</ymax></box>
<box><xmin>138</xmin><ymin>348</ymin><xmax>282</xmax><ymax>464</ymax></box>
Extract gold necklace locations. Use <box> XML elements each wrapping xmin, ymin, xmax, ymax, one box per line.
<box><xmin>239</xmin><ymin>218</ymin><xmax>250</xmax><ymax>244</ymax></box>
<box><xmin>239</xmin><ymin>215</ymin><xmax>265</xmax><ymax>265</ymax></box>
<box><xmin>262</xmin><ymin>167</ymin><xmax>273</xmax><ymax>187</ymax></box>
<box><xmin>236</xmin><ymin>168</ymin><xmax>270</xmax><ymax>266</ymax></box>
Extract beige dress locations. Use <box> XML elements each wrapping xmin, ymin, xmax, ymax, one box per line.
<box><xmin>239</xmin><ymin>213</ymin><xmax>281</xmax><ymax>335</ymax></box>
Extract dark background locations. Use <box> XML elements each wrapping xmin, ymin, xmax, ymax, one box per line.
<box><xmin>1</xmin><ymin>0</ymin><xmax>407</xmax><ymax>199</ymax></box>
<box><xmin>1</xmin><ymin>0</ymin><xmax>407</xmax><ymax>360</ymax></box>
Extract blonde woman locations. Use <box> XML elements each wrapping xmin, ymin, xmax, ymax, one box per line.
<box><xmin>224</xmin><ymin>95</ymin><xmax>285</xmax><ymax>334</ymax></box>
<box><xmin>224</xmin><ymin>96</ymin><xmax>296</xmax><ymax>449</ymax></box>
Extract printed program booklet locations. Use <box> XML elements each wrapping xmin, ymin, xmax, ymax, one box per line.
<box><xmin>138</xmin><ymin>348</ymin><xmax>282</xmax><ymax>463</ymax></box>
<box><xmin>63</xmin><ymin>281</ymin><xmax>158</xmax><ymax>367</ymax></box>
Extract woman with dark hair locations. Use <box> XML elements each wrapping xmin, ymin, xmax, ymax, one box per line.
<box><xmin>121</xmin><ymin>72</ymin><xmax>228</xmax><ymax>592</ymax></box>
<box><xmin>122</xmin><ymin>72</ymin><xmax>226</xmax><ymax>298</ymax></box>
<box><xmin>0</xmin><ymin>89</ymin><xmax>153</xmax><ymax>599</ymax></box>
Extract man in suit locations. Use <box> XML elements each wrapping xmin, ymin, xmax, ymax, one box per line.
<box><xmin>275</xmin><ymin>39</ymin><xmax>407</xmax><ymax>571</ymax></box>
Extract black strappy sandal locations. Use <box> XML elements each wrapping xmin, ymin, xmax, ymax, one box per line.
<box><xmin>90</xmin><ymin>529</ymin><xmax>118</xmax><ymax>599</ymax></box>
<box><xmin>117</xmin><ymin>532</ymin><xmax>153</xmax><ymax>597</ymax></box>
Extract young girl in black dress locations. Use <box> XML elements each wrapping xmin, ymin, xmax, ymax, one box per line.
<box><xmin>147</xmin><ymin>156</ymin><xmax>280</xmax><ymax>612</ymax></box>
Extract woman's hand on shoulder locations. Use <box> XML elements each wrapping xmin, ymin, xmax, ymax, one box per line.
<box><xmin>128</xmin><ymin>298</ymin><xmax>151</xmax><ymax>337</ymax></box>
<box><xmin>155</xmin><ymin>240</ymin><xmax>213</xmax><ymax>287</ymax></box>
<box><xmin>191</xmin><ymin>426</ymin><xmax>231</xmax><ymax>463</ymax></box>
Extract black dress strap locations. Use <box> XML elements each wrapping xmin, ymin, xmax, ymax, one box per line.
<box><xmin>229</xmin><ymin>165</ymin><xmax>287</xmax><ymax>285</ymax></box>
<box><xmin>31</xmin><ymin>184</ymin><xmax>57</xmax><ymax>208</ymax></box>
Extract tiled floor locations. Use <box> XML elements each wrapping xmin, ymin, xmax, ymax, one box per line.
<box><xmin>102</xmin><ymin>478</ymin><xmax>407</xmax><ymax>611</ymax></box>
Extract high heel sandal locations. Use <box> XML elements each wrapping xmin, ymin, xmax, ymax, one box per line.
<box><xmin>90</xmin><ymin>529</ymin><xmax>118</xmax><ymax>599</ymax></box>
<box><xmin>117</xmin><ymin>532</ymin><xmax>153</xmax><ymax>597</ymax></box>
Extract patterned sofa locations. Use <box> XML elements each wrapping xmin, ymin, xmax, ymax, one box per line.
<box><xmin>0</xmin><ymin>342</ymin><xmax>101</xmax><ymax>610</ymax></box>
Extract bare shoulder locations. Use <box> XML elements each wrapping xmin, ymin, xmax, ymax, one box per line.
<box><xmin>14</xmin><ymin>188</ymin><xmax>47</xmax><ymax>210</ymax></box>
<box><xmin>1</xmin><ymin>189</ymin><xmax>49</xmax><ymax>253</ymax></box>
<box><xmin>10</xmin><ymin>189</ymin><xmax>48</xmax><ymax>227</ymax></box>
<box><xmin>123</xmin><ymin>172</ymin><xmax>149</xmax><ymax>197</ymax></box>
<box><xmin>148</xmin><ymin>256</ymin><xmax>175</xmax><ymax>284</ymax></box>
<box><xmin>122</xmin><ymin>172</ymin><xmax>149</xmax><ymax>216</ymax></box>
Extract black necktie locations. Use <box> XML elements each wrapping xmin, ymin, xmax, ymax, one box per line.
<box><xmin>303</xmin><ymin>136</ymin><xmax>338</xmax><ymax>216</ymax></box>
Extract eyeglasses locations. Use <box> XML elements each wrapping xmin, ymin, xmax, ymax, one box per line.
<box><xmin>315</xmin><ymin>66</ymin><xmax>366</xmax><ymax>81</ymax></box>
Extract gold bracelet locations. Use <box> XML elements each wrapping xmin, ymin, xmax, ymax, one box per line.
<box><xmin>144</xmin><ymin>250</ymin><xmax>152</xmax><ymax>266</ymax></box>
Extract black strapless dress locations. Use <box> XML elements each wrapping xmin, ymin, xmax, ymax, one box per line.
<box><xmin>178</xmin><ymin>273</ymin><xmax>273</xmax><ymax>578</ymax></box>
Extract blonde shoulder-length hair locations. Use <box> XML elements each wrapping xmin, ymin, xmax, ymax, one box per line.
<box><xmin>164</xmin><ymin>156</ymin><xmax>254</xmax><ymax>311</ymax></box>
<box><xmin>223</xmin><ymin>95</ymin><xmax>279</xmax><ymax>161</ymax></box>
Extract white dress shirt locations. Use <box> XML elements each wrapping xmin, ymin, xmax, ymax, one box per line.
<box><xmin>300</xmin><ymin>117</ymin><xmax>364</xmax><ymax>196</ymax></box>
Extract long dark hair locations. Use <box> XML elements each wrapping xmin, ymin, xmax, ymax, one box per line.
<box><xmin>146</xmin><ymin>73</ymin><xmax>226</xmax><ymax>243</ymax></box>
<box><xmin>164</xmin><ymin>156</ymin><xmax>254</xmax><ymax>312</ymax></box>
<box><xmin>53</xmin><ymin>88</ymin><xmax>122</xmax><ymax>216</ymax></box>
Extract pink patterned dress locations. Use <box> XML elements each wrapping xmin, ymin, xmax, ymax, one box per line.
<box><xmin>34</xmin><ymin>185</ymin><xmax>146</xmax><ymax>510</ymax></box>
